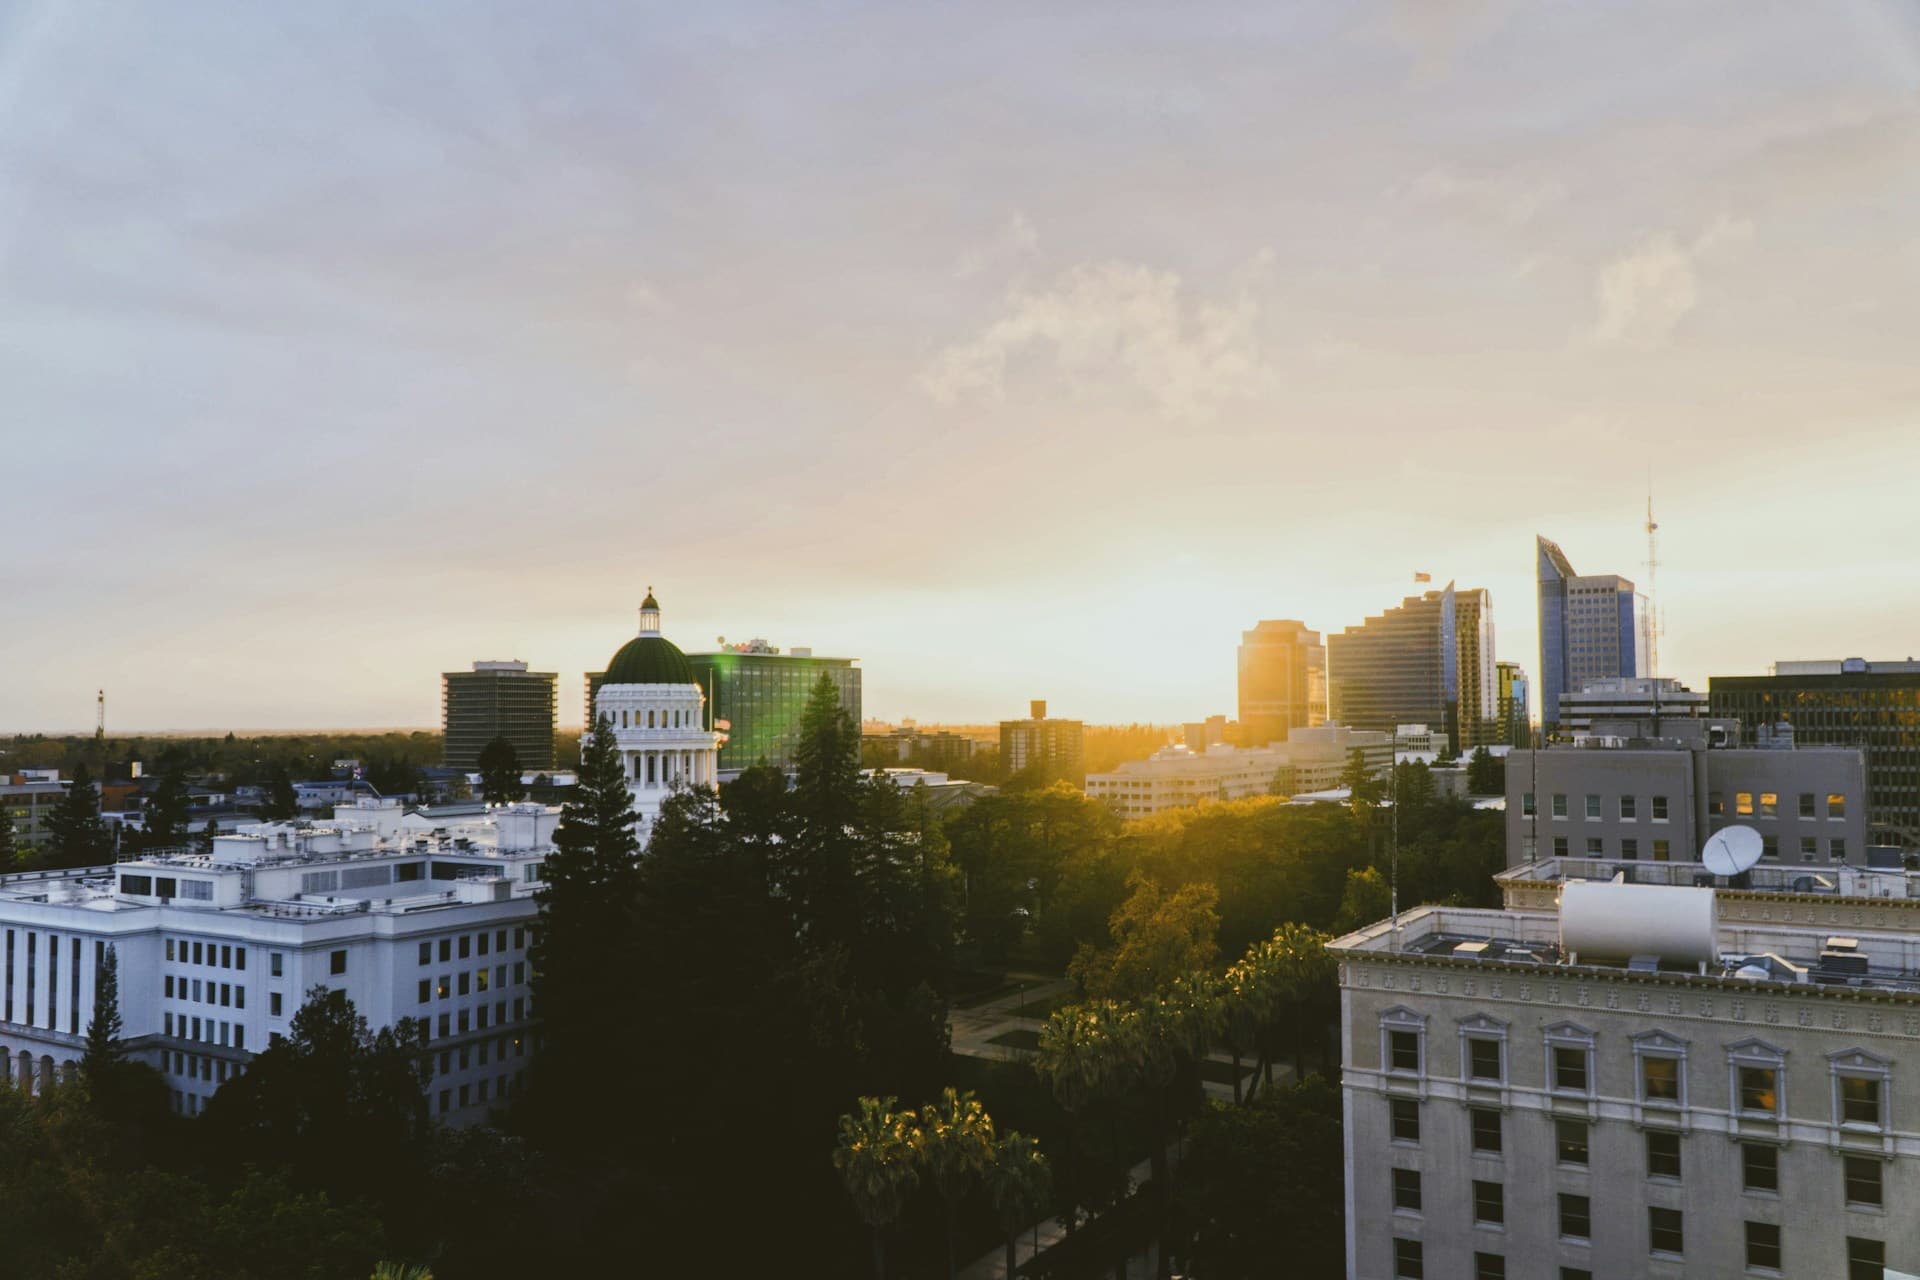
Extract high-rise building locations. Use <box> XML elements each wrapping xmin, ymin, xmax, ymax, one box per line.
<box><xmin>1495</xmin><ymin>661</ymin><xmax>1530</xmax><ymax>747</ymax></box>
<box><xmin>1710</xmin><ymin>658</ymin><xmax>1920</xmax><ymax>848</ymax></box>
<box><xmin>686</xmin><ymin>639</ymin><xmax>861</xmax><ymax>774</ymax></box>
<box><xmin>1328</xmin><ymin>584</ymin><xmax>1495</xmax><ymax>745</ymax></box>
<box><xmin>1000</xmin><ymin>700</ymin><xmax>1084</xmax><ymax>784</ymax></box>
<box><xmin>441</xmin><ymin>661</ymin><xmax>557</xmax><ymax>772</ymax></box>
<box><xmin>1237</xmin><ymin>620</ymin><xmax>1327</xmax><ymax>747</ymax></box>
<box><xmin>1536</xmin><ymin>535</ymin><xmax>1650</xmax><ymax>730</ymax></box>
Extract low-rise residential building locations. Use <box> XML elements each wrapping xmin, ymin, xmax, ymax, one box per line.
<box><xmin>0</xmin><ymin>798</ymin><xmax>550</xmax><ymax>1125</ymax></box>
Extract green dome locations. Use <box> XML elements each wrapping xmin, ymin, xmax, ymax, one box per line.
<box><xmin>603</xmin><ymin>634</ymin><xmax>693</xmax><ymax>685</ymax></box>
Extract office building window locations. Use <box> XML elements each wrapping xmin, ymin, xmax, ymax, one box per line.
<box><xmin>1551</xmin><ymin>1039</ymin><xmax>1591</xmax><ymax>1094</ymax></box>
<box><xmin>1521</xmin><ymin>792</ymin><xmax>1536</xmax><ymax>817</ymax></box>
<box><xmin>270</xmin><ymin>952</ymin><xmax>283</xmax><ymax>978</ymax></box>
<box><xmin>1621</xmin><ymin>837</ymin><xmax>1639</xmax><ymax>859</ymax></box>
<box><xmin>1832</xmin><ymin>838</ymin><xmax>1848</xmax><ymax>862</ymax></box>
<box><xmin>1646</xmin><ymin>1130</ymin><xmax>1682</xmax><ymax>1179</ymax></box>
<box><xmin>1649</xmin><ymin>1206</ymin><xmax>1683</xmax><ymax>1258</ymax></box>
<box><xmin>458</xmin><ymin>972</ymin><xmax>470</xmax><ymax>996</ymax></box>
<box><xmin>1389</xmin><ymin>1031</ymin><xmax>1419</xmax><ymax>1072</ymax></box>
<box><xmin>1800</xmin><ymin>792</ymin><xmax>1816</xmax><ymax>818</ymax></box>
<box><xmin>1472</xmin><ymin>1179</ymin><xmax>1503</xmax><ymax>1226</ymax></box>
<box><xmin>1844</xmin><ymin>1156</ymin><xmax>1883</xmax><ymax>1208</ymax></box>
<box><xmin>1555</xmin><ymin>1118</ymin><xmax>1588</xmax><ymax>1166</ymax></box>
<box><xmin>1803</xmin><ymin>836</ymin><xmax>1819</xmax><ymax>861</ymax></box>
<box><xmin>1652</xmin><ymin>839</ymin><xmax>1671</xmax><ymax>861</ymax></box>
<box><xmin>1763</xmin><ymin>833</ymin><xmax>1779</xmax><ymax>859</ymax></box>
<box><xmin>419</xmin><ymin>942</ymin><xmax>432</xmax><ymax>965</ymax></box>
<box><xmin>418</xmin><ymin>979</ymin><xmax>430</xmax><ymax>1005</ymax></box>
<box><xmin>1467</xmin><ymin>1036</ymin><xmax>1503</xmax><ymax>1082</ymax></box>
<box><xmin>459</xmin><ymin>935</ymin><xmax>471</xmax><ymax>960</ymax></box>
<box><xmin>1652</xmin><ymin>794</ymin><xmax>1669</xmax><ymax>820</ymax></box>
<box><xmin>1585</xmin><ymin>837</ymin><xmax>1603</xmax><ymax>855</ymax></box>
<box><xmin>1743</xmin><ymin>1143</ymin><xmax>1779</xmax><ymax>1193</ymax></box>
<box><xmin>1389</xmin><ymin>1098</ymin><xmax>1419</xmax><ymax>1143</ymax></box>
<box><xmin>1641</xmin><ymin>1055</ymin><xmax>1681</xmax><ymax>1103</ymax></box>
<box><xmin>1553</xmin><ymin>837</ymin><xmax>1569</xmax><ymax>857</ymax></box>
<box><xmin>1470</xmin><ymin>1106</ymin><xmax>1501</xmax><ymax>1154</ymax></box>
<box><xmin>1559</xmin><ymin>1192</ymin><xmax>1590</xmax><ymax>1241</ymax></box>
<box><xmin>1848</xmin><ymin>1237</ymin><xmax>1883</xmax><ymax>1280</ymax></box>
<box><xmin>1620</xmin><ymin>795</ymin><xmax>1637</xmax><ymax>820</ymax></box>
<box><xmin>1383</xmin><ymin>1011</ymin><xmax>1424</xmax><ymax>1073</ymax></box>
<box><xmin>1709</xmin><ymin>792</ymin><xmax>1725</xmax><ymax>817</ymax></box>
<box><xmin>270</xmin><ymin>992</ymin><xmax>282</xmax><ymax>1017</ymax></box>
<box><xmin>1393</xmin><ymin>1238</ymin><xmax>1423</xmax><ymax>1279</ymax></box>
<box><xmin>1829</xmin><ymin>793</ymin><xmax>1848</xmax><ymax>819</ymax></box>
<box><xmin>1746</xmin><ymin>1222</ymin><xmax>1782</xmax><ymax>1272</ymax></box>
<box><xmin>1760</xmin><ymin>792</ymin><xmax>1778</xmax><ymax>817</ymax></box>
<box><xmin>1552</xmin><ymin>794</ymin><xmax>1567</xmax><ymax>819</ymax></box>
<box><xmin>1740</xmin><ymin>1066</ymin><xmax>1780</xmax><ymax>1116</ymax></box>
<box><xmin>1584</xmin><ymin>794</ymin><xmax>1601</xmax><ymax>820</ymax></box>
<box><xmin>1838</xmin><ymin>1072</ymin><xmax>1884</xmax><ymax>1128</ymax></box>
<box><xmin>1473</xmin><ymin>1254</ymin><xmax>1504</xmax><ymax>1280</ymax></box>
<box><xmin>329</xmin><ymin>950</ymin><xmax>347</xmax><ymax>976</ymax></box>
<box><xmin>440</xmin><ymin>939</ymin><xmax>452</xmax><ymax>963</ymax></box>
<box><xmin>1737</xmin><ymin>791</ymin><xmax>1755</xmax><ymax>816</ymax></box>
<box><xmin>1391</xmin><ymin>1167</ymin><xmax>1421</xmax><ymax>1213</ymax></box>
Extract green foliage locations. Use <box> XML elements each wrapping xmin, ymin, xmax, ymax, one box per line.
<box><xmin>1330</xmin><ymin>866</ymin><xmax>1391</xmax><ymax>935</ymax></box>
<box><xmin>1068</xmin><ymin>874</ymin><xmax>1220</xmax><ymax>1001</ymax></box>
<box><xmin>946</xmin><ymin>783</ymin><xmax>1119</xmax><ymax>965</ymax></box>
<box><xmin>197</xmin><ymin>818</ymin><xmax>220</xmax><ymax>854</ymax></box>
<box><xmin>138</xmin><ymin>766</ymin><xmax>192</xmax><ymax>850</ymax></box>
<box><xmin>0</xmin><ymin>800</ymin><xmax>15</xmax><ymax>872</ymax></box>
<box><xmin>1467</xmin><ymin>744</ymin><xmax>1505</xmax><ymax>794</ymax></box>
<box><xmin>82</xmin><ymin>943</ymin><xmax>125</xmax><ymax>1084</ymax></box>
<box><xmin>834</xmin><ymin>1096</ymin><xmax>921</xmax><ymax>1279</ymax></box>
<box><xmin>44</xmin><ymin>763</ymin><xmax>113</xmax><ymax>867</ymax></box>
<box><xmin>477</xmin><ymin>734</ymin><xmax>525</xmax><ymax>805</ymax></box>
<box><xmin>1175</xmin><ymin>1077</ymin><xmax>1345</xmax><ymax>1279</ymax></box>
<box><xmin>262</xmin><ymin>764</ymin><xmax>299</xmax><ymax>820</ymax></box>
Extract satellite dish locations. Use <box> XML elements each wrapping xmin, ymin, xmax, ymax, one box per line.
<box><xmin>1702</xmin><ymin>825</ymin><xmax>1764</xmax><ymax>877</ymax></box>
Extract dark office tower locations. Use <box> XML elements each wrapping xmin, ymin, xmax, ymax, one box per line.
<box><xmin>442</xmin><ymin>661</ymin><xmax>557</xmax><ymax>771</ymax></box>
<box><xmin>1237</xmin><ymin>620</ymin><xmax>1327</xmax><ymax>747</ymax></box>
<box><xmin>1328</xmin><ymin>585</ymin><xmax>1486</xmax><ymax>743</ymax></box>
<box><xmin>1536</xmin><ymin>534</ymin><xmax>1650</xmax><ymax>729</ymax></box>
<box><xmin>1710</xmin><ymin>658</ymin><xmax>1920</xmax><ymax>847</ymax></box>
<box><xmin>684</xmin><ymin>641</ymin><xmax>861</xmax><ymax>774</ymax></box>
<box><xmin>1000</xmin><ymin>700</ymin><xmax>1085</xmax><ymax>785</ymax></box>
<box><xmin>1496</xmin><ymin>661</ymin><xmax>1531</xmax><ymax>747</ymax></box>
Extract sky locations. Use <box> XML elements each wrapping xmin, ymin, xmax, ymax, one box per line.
<box><xmin>4</xmin><ymin>0</ymin><xmax>1920</xmax><ymax>732</ymax></box>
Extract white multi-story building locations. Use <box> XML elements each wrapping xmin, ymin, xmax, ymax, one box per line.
<box><xmin>1086</xmin><ymin>725</ymin><xmax>1394</xmax><ymax>819</ymax></box>
<box><xmin>0</xmin><ymin>798</ymin><xmax>550</xmax><ymax>1123</ymax></box>
<box><xmin>592</xmin><ymin>590</ymin><xmax>724</xmax><ymax>836</ymax></box>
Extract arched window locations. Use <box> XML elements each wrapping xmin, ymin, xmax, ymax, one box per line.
<box><xmin>633</xmin><ymin>756</ymin><xmax>643</xmax><ymax>780</ymax></box>
<box><xmin>648</xmin><ymin>709</ymin><xmax>656</xmax><ymax>728</ymax></box>
<box><xmin>647</xmin><ymin>755</ymin><xmax>656</xmax><ymax>786</ymax></box>
<box><xmin>621</xmin><ymin>710</ymin><xmax>628</xmax><ymax>728</ymax></box>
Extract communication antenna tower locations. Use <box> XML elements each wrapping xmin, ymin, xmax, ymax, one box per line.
<box><xmin>1644</xmin><ymin>486</ymin><xmax>1661</xmax><ymax>677</ymax></box>
<box><xmin>95</xmin><ymin>689</ymin><xmax>107</xmax><ymax>777</ymax></box>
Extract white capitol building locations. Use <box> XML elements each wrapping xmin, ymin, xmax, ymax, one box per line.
<box><xmin>592</xmin><ymin>590</ymin><xmax>725</xmax><ymax>834</ymax></box>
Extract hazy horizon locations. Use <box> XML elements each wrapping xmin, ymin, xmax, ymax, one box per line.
<box><xmin>7</xmin><ymin>2</ymin><xmax>1919</xmax><ymax>731</ymax></box>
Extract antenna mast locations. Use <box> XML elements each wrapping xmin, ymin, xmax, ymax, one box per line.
<box><xmin>1644</xmin><ymin>485</ymin><xmax>1661</xmax><ymax>678</ymax></box>
<box><xmin>95</xmin><ymin>689</ymin><xmax>107</xmax><ymax>778</ymax></box>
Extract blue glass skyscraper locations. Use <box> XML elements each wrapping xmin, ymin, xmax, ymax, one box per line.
<box><xmin>1537</xmin><ymin>535</ymin><xmax>1650</xmax><ymax>729</ymax></box>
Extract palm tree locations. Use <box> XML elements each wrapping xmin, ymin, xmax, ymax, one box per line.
<box><xmin>833</xmin><ymin>1096</ymin><xmax>922</xmax><ymax>1280</ymax></box>
<box><xmin>984</xmin><ymin>1131</ymin><xmax>1052</xmax><ymax>1279</ymax></box>
<box><xmin>1136</xmin><ymin>974</ymin><xmax>1220</xmax><ymax>1280</ymax></box>
<box><xmin>1037</xmin><ymin>1000</ymin><xmax>1147</xmax><ymax>1280</ymax></box>
<box><xmin>912</xmin><ymin>1087</ymin><xmax>998</xmax><ymax>1280</ymax></box>
<box><xmin>370</xmin><ymin>1265</ymin><xmax>433</xmax><ymax>1280</ymax></box>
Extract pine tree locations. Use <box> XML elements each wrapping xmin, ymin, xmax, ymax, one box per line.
<box><xmin>530</xmin><ymin>715</ymin><xmax>639</xmax><ymax>1112</ymax></box>
<box><xmin>45</xmin><ymin>764</ymin><xmax>110</xmax><ymax>867</ymax></box>
<box><xmin>197</xmin><ymin>819</ymin><xmax>220</xmax><ymax>855</ymax></box>
<box><xmin>477</xmin><ymin>735</ymin><xmax>525</xmax><ymax>805</ymax></box>
<box><xmin>82</xmin><ymin>944</ymin><xmax>125</xmax><ymax>1085</ymax></box>
<box><xmin>791</xmin><ymin>673</ymin><xmax>863</xmax><ymax>942</ymax></box>
<box><xmin>138</xmin><ymin>767</ymin><xmax>190</xmax><ymax>851</ymax></box>
<box><xmin>262</xmin><ymin>765</ymin><xmax>298</xmax><ymax>820</ymax></box>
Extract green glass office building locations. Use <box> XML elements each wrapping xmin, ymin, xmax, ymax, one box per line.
<box><xmin>685</xmin><ymin>648</ymin><xmax>861</xmax><ymax>773</ymax></box>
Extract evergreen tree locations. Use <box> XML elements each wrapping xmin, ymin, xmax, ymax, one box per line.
<box><xmin>530</xmin><ymin>714</ymin><xmax>640</xmax><ymax>1112</ymax></box>
<box><xmin>138</xmin><ymin>767</ymin><xmax>191</xmax><ymax>851</ymax></box>
<box><xmin>82</xmin><ymin>944</ymin><xmax>125</xmax><ymax>1085</ymax></box>
<box><xmin>477</xmin><ymin>735</ymin><xmax>525</xmax><ymax>805</ymax></box>
<box><xmin>791</xmin><ymin>673</ymin><xmax>864</xmax><ymax>943</ymax></box>
<box><xmin>262</xmin><ymin>765</ymin><xmax>299</xmax><ymax>820</ymax></box>
<box><xmin>197</xmin><ymin>818</ymin><xmax>220</xmax><ymax>855</ymax></box>
<box><xmin>1466</xmin><ymin>745</ymin><xmax>1504</xmax><ymax>794</ymax></box>
<box><xmin>44</xmin><ymin>764</ymin><xmax>111</xmax><ymax>867</ymax></box>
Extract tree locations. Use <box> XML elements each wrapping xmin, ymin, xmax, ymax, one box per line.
<box><xmin>262</xmin><ymin>764</ymin><xmax>299</xmax><ymax>820</ymax></box>
<box><xmin>911</xmin><ymin>1087</ymin><xmax>997</xmax><ymax>1280</ymax></box>
<box><xmin>1330</xmin><ymin>866</ymin><xmax>1391</xmax><ymax>935</ymax></box>
<box><xmin>530</xmin><ymin>714</ymin><xmax>640</xmax><ymax>1118</ymax></box>
<box><xmin>0</xmin><ymin>803</ymin><xmax>15</xmax><ymax>873</ymax></box>
<box><xmin>197</xmin><ymin>818</ymin><xmax>220</xmax><ymax>855</ymax></box>
<box><xmin>984</xmin><ymin>1131</ymin><xmax>1052</xmax><ymax>1280</ymax></box>
<box><xmin>833</xmin><ymin>1096</ymin><xmax>922</xmax><ymax>1280</ymax></box>
<box><xmin>137</xmin><ymin>766</ymin><xmax>190</xmax><ymax>851</ymax></box>
<box><xmin>478</xmin><ymin>734</ymin><xmax>526</xmax><ymax>805</ymax></box>
<box><xmin>1175</xmin><ymin>1078</ymin><xmax>1344</xmax><ymax>1279</ymax></box>
<box><xmin>82</xmin><ymin>943</ymin><xmax>125</xmax><ymax>1085</ymax></box>
<box><xmin>1467</xmin><ymin>745</ymin><xmax>1504</xmax><ymax>795</ymax></box>
<box><xmin>43</xmin><ymin>764</ymin><xmax>111</xmax><ymax>866</ymax></box>
<box><xmin>1068</xmin><ymin>874</ymin><xmax>1220</xmax><ymax>1001</ymax></box>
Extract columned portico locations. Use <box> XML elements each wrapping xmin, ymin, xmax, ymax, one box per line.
<box><xmin>593</xmin><ymin>590</ymin><xmax>725</xmax><ymax>839</ymax></box>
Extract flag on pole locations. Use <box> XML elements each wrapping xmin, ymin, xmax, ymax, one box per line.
<box><xmin>1413</xmin><ymin>571</ymin><xmax>1432</xmax><ymax>583</ymax></box>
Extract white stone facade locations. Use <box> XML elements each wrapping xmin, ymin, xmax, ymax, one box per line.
<box><xmin>596</xmin><ymin>678</ymin><xmax>722</xmax><ymax>831</ymax></box>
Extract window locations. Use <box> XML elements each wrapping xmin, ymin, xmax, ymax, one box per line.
<box><xmin>1848</xmin><ymin>1236</ymin><xmax>1884</xmax><ymax>1280</ymax></box>
<box><xmin>1844</xmin><ymin>1155</ymin><xmax>1883</xmax><ymax>1208</ymax></box>
<box><xmin>1390</xmin><ymin>1097</ymin><xmax>1420</xmax><ymax>1143</ymax></box>
<box><xmin>1746</xmin><ymin>1221</ymin><xmax>1782</xmax><ymax>1272</ymax></box>
<box><xmin>1800</xmin><ymin>792</ymin><xmax>1816</xmax><ymax>818</ymax></box>
<box><xmin>1760</xmin><ymin>792</ymin><xmax>1778</xmax><ymax>817</ymax></box>
<box><xmin>1642</xmin><ymin>1055</ymin><xmax>1681</xmax><ymax>1103</ymax></box>
<box><xmin>1763</xmin><ymin>833</ymin><xmax>1779</xmax><ymax>859</ymax></box>
<box><xmin>1467</xmin><ymin>1037</ymin><xmax>1503</xmax><ymax>1081</ymax></box>
<box><xmin>236</xmin><ymin>947</ymin><xmax>246</xmax><ymax>971</ymax></box>
<box><xmin>1652</xmin><ymin>839</ymin><xmax>1671</xmax><ymax>861</ymax></box>
<box><xmin>1649</xmin><ymin>1206</ymin><xmax>1684</xmax><ymax>1257</ymax></box>
<box><xmin>418</xmin><ymin>979</ymin><xmax>430</xmax><ymax>1004</ymax></box>
<box><xmin>1646</xmin><ymin>1130</ymin><xmax>1681</xmax><ymax>1180</ymax></box>
<box><xmin>458</xmin><ymin>972</ymin><xmax>470</xmax><ymax>996</ymax></box>
<box><xmin>1737</xmin><ymin>791</ymin><xmax>1754</xmax><ymax>816</ymax></box>
<box><xmin>1621</xmin><ymin>837</ymin><xmax>1639</xmax><ymax>859</ymax></box>
<box><xmin>1393</xmin><ymin>1238</ymin><xmax>1423</xmax><ymax>1279</ymax></box>
<box><xmin>1553</xmin><ymin>837</ymin><xmax>1569</xmax><ymax>857</ymax></box>
<box><xmin>1522</xmin><ymin>792</ymin><xmax>1536</xmax><ymax>817</ymax></box>
<box><xmin>1561</xmin><ymin>1271</ymin><xmax>1592</xmax><ymax>1280</ymax></box>
<box><xmin>1709</xmin><ymin>792</ymin><xmax>1725</xmax><ymax>817</ymax></box>
<box><xmin>1652</xmin><ymin>794</ymin><xmax>1669</xmax><ymax>821</ymax></box>
<box><xmin>1559</xmin><ymin>1192</ymin><xmax>1590</xmax><ymax>1241</ymax></box>
<box><xmin>270</xmin><ymin>952</ymin><xmax>283</xmax><ymax>978</ymax></box>
<box><xmin>440</xmin><ymin>939</ymin><xmax>452</xmax><ymax>963</ymax></box>
<box><xmin>1620</xmin><ymin>795</ymin><xmax>1637</xmax><ymax>820</ymax></box>
<box><xmin>1832</xmin><ymin>838</ymin><xmax>1848</xmax><ymax>862</ymax></box>
<box><xmin>1552</xmin><ymin>793</ymin><xmax>1568</xmax><ymax>819</ymax></box>
<box><xmin>220</xmin><ymin>945</ymin><xmax>231</xmax><ymax>968</ymax></box>
<box><xmin>1840</xmin><ymin>1075</ymin><xmax>1882</xmax><ymax>1127</ymax></box>
<box><xmin>166</xmin><ymin>939</ymin><xmax>175</xmax><ymax>961</ymax></box>
<box><xmin>1555</xmin><ymin>1118</ymin><xmax>1589</xmax><ymax>1166</ymax></box>
<box><xmin>458</xmin><ymin>935</ymin><xmax>471</xmax><ymax>959</ymax></box>
<box><xmin>1740</xmin><ymin>1066</ymin><xmax>1779</xmax><ymax>1115</ymax></box>
<box><xmin>1584</xmin><ymin>794</ymin><xmax>1601</xmax><ymax>820</ymax></box>
<box><xmin>165</xmin><ymin>975</ymin><xmax>174</xmax><ymax>998</ymax></box>
<box><xmin>1829</xmin><ymin>793</ymin><xmax>1848</xmax><ymax>819</ymax></box>
<box><xmin>329</xmin><ymin>949</ymin><xmax>347</xmax><ymax>976</ymax></box>
<box><xmin>478</xmin><ymin>933</ymin><xmax>489</xmax><ymax>957</ymax></box>
<box><xmin>270</xmin><ymin>992</ymin><xmax>283</xmax><ymax>1017</ymax></box>
<box><xmin>1803</xmin><ymin>836</ymin><xmax>1819</xmax><ymax>861</ymax></box>
<box><xmin>1585</xmin><ymin>837</ymin><xmax>1603</xmax><ymax>856</ymax></box>
<box><xmin>1743</xmin><ymin>1142</ymin><xmax>1779</xmax><ymax>1193</ymax></box>
<box><xmin>1472</xmin><ymin>1179</ymin><xmax>1504</xmax><ymax>1225</ymax></box>
<box><xmin>1389</xmin><ymin>1031</ymin><xmax>1420</xmax><ymax>1073</ymax></box>
<box><xmin>1474</xmin><ymin>1254</ymin><xmax>1504</xmax><ymax>1280</ymax></box>
<box><xmin>1553</xmin><ymin>1045</ymin><xmax>1589</xmax><ymax>1093</ymax></box>
<box><xmin>419</xmin><ymin>942</ymin><xmax>432</xmax><ymax>965</ymax></box>
<box><xmin>1391</xmin><ymin>1167</ymin><xmax>1421</xmax><ymax>1212</ymax></box>
<box><xmin>1470</xmin><ymin>1106</ymin><xmax>1502</xmax><ymax>1154</ymax></box>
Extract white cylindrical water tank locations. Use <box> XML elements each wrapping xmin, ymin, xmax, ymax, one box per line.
<box><xmin>1560</xmin><ymin>881</ymin><xmax>1718</xmax><ymax>965</ymax></box>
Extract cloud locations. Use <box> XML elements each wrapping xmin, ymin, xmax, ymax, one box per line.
<box><xmin>1379</xmin><ymin>0</ymin><xmax>1519</xmax><ymax>76</ymax></box>
<box><xmin>1591</xmin><ymin>216</ymin><xmax>1754</xmax><ymax>347</ymax></box>
<box><xmin>919</xmin><ymin>258</ymin><xmax>1270</xmax><ymax>419</ymax></box>
<box><xmin>952</xmin><ymin>212</ymin><xmax>1039</xmax><ymax>279</ymax></box>
<box><xmin>1403</xmin><ymin>167</ymin><xmax>1566</xmax><ymax>228</ymax></box>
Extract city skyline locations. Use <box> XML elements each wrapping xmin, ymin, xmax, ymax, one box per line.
<box><xmin>9</xmin><ymin>3</ymin><xmax>1920</xmax><ymax>731</ymax></box>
